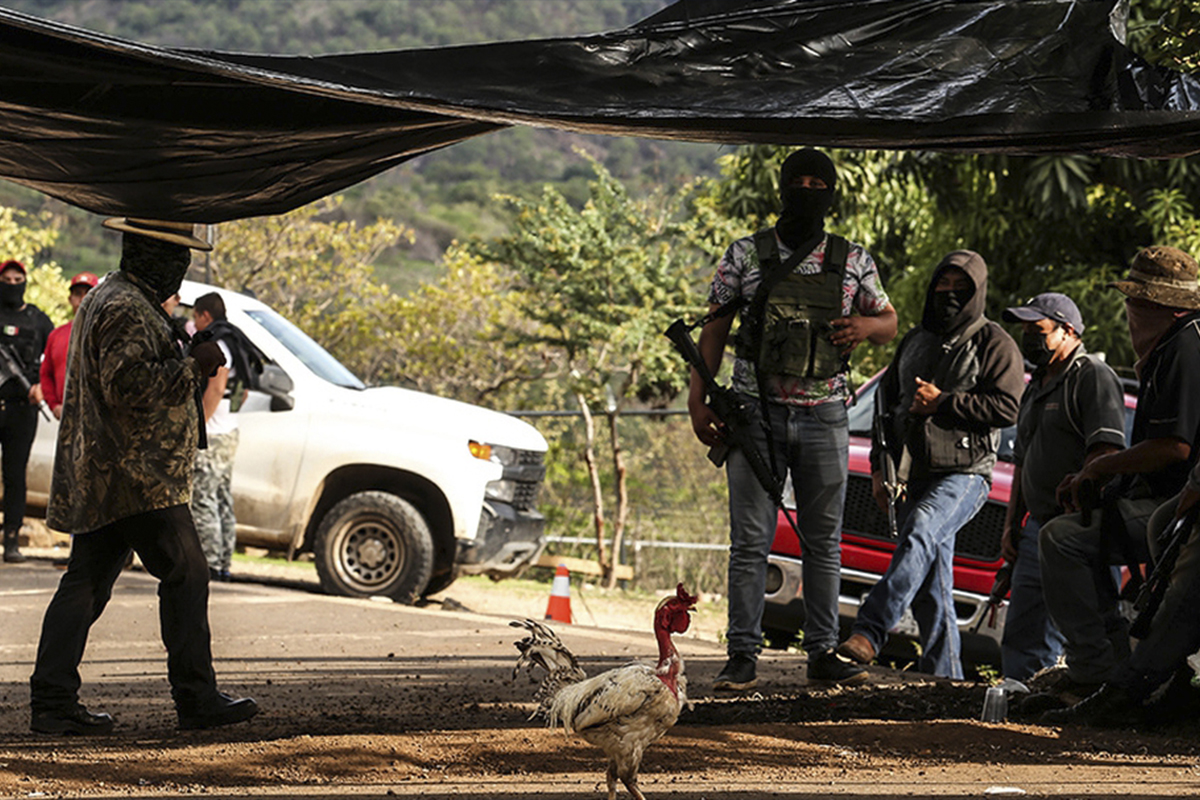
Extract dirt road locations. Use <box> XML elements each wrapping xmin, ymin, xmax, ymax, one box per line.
<box><xmin>2</xmin><ymin>558</ymin><xmax>1199</xmax><ymax>799</ymax></box>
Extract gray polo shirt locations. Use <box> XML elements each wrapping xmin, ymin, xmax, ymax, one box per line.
<box><xmin>1013</xmin><ymin>345</ymin><xmax>1127</xmax><ymax>523</ymax></box>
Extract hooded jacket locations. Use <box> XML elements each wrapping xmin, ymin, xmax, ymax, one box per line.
<box><xmin>871</xmin><ymin>251</ymin><xmax>1023</xmax><ymax>482</ymax></box>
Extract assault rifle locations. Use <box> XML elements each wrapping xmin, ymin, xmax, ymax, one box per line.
<box><xmin>0</xmin><ymin>343</ymin><xmax>50</xmax><ymax>421</ymax></box>
<box><xmin>872</xmin><ymin>387</ymin><xmax>901</xmax><ymax>538</ymax></box>
<box><xmin>1129</xmin><ymin>504</ymin><xmax>1200</xmax><ymax>639</ymax></box>
<box><xmin>664</xmin><ymin>317</ymin><xmax>801</xmax><ymax>539</ymax></box>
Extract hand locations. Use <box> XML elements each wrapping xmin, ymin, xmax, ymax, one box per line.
<box><xmin>1176</xmin><ymin>486</ymin><xmax>1200</xmax><ymax>520</ymax></box>
<box><xmin>871</xmin><ymin>471</ymin><xmax>890</xmax><ymax>515</ymax></box>
<box><xmin>1056</xmin><ymin>465</ymin><xmax>1103</xmax><ymax>515</ymax></box>
<box><xmin>191</xmin><ymin>341</ymin><xmax>226</xmax><ymax>377</ymax></box>
<box><xmin>28</xmin><ymin>383</ymin><xmax>43</xmax><ymax>405</ymax></box>
<box><xmin>908</xmin><ymin>377</ymin><xmax>943</xmax><ymax>415</ymax></box>
<box><xmin>828</xmin><ymin>316</ymin><xmax>871</xmax><ymax>353</ymax></box>
<box><xmin>52</xmin><ymin>404</ymin><xmax>62</xmax><ymax>421</ymax></box>
<box><xmin>688</xmin><ymin>403</ymin><xmax>726</xmax><ymax>448</ymax></box>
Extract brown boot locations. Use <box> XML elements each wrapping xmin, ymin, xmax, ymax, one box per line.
<box><xmin>837</xmin><ymin>633</ymin><xmax>876</xmax><ymax>664</ymax></box>
<box><xmin>3</xmin><ymin>529</ymin><xmax>25</xmax><ymax>564</ymax></box>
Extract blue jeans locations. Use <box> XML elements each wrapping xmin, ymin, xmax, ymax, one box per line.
<box><xmin>726</xmin><ymin>397</ymin><xmax>848</xmax><ymax>657</ymax></box>
<box><xmin>851</xmin><ymin>473</ymin><xmax>989</xmax><ymax>679</ymax></box>
<box><xmin>1000</xmin><ymin>516</ymin><xmax>1065</xmax><ymax>681</ymax></box>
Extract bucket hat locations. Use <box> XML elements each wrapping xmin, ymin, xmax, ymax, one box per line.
<box><xmin>1109</xmin><ymin>246</ymin><xmax>1200</xmax><ymax>310</ymax></box>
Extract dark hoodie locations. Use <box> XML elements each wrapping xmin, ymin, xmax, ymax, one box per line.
<box><xmin>871</xmin><ymin>251</ymin><xmax>1023</xmax><ymax>482</ymax></box>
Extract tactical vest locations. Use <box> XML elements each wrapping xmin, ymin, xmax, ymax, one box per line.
<box><xmin>735</xmin><ymin>231</ymin><xmax>850</xmax><ymax>380</ymax></box>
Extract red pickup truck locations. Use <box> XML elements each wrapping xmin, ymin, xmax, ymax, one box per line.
<box><xmin>761</xmin><ymin>371</ymin><xmax>1136</xmax><ymax>668</ymax></box>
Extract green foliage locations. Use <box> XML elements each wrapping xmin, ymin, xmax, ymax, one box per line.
<box><xmin>385</xmin><ymin>245</ymin><xmax>555</xmax><ymax>408</ymax></box>
<box><xmin>207</xmin><ymin>197</ymin><xmax>414</xmax><ymax>384</ymax></box>
<box><xmin>480</xmin><ymin>156</ymin><xmax>708</xmax><ymax>411</ymax></box>
<box><xmin>1130</xmin><ymin>0</ymin><xmax>1200</xmax><ymax>73</ymax></box>
<box><xmin>0</xmin><ymin>207</ymin><xmax>73</xmax><ymax>325</ymax></box>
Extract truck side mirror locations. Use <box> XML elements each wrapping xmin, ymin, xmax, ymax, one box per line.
<box><xmin>258</xmin><ymin>363</ymin><xmax>295</xmax><ymax>412</ymax></box>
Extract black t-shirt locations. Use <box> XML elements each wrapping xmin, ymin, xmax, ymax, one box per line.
<box><xmin>0</xmin><ymin>303</ymin><xmax>53</xmax><ymax>401</ymax></box>
<box><xmin>1131</xmin><ymin>313</ymin><xmax>1200</xmax><ymax>498</ymax></box>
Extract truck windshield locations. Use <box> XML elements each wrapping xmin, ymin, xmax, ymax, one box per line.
<box><xmin>245</xmin><ymin>309</ymin><xmax>366</xmax><ymax>390</ymax></box>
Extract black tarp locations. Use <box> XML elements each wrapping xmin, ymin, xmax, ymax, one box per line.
<box><xmin>1</xmin><ymin>0</ymin><xmax>1198</xmax><ymax>222</ymax></box>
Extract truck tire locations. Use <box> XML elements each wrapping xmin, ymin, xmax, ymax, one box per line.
<box><xmin>314</xmin><ymin>491</ymin><xmax>434</xmax><ymax>604</ymax></box>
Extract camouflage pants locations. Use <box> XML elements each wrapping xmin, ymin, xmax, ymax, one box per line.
<box><xmin>191</xmin><ymin>429</ymin><xmax>239</xmax><ymax>572</ymax></box>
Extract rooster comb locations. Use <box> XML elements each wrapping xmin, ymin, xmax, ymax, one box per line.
<box><xmin>656</xmin><ymin>583</ymin><xmax>699</xmax><ymax>613</ymax></box>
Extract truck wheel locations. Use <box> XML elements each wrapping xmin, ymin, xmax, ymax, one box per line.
<box><xmin>314</xmin><ymin>491</ymin><xmax>434</xmax><ymax>604</ymax></box>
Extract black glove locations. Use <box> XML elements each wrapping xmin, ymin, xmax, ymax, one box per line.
<box><xmin>191</xmin><ymin>341</ymin><xmax>226</xmax><ymax>377</ymax></box>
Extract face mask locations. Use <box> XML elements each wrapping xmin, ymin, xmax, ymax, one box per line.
<box><xmin>120</xmin><ymin>236</ymin><xmax>192</xmax><ymax>303</ymax></box>
<box><xmin>930</xmin><ymin>289</ymin><xmax>970</xmax><ymax>331</ymax></box>
<box><xmin>0</xmin><ymin>282</ymin><xmax>25</xmax><ymax>309</ymax></box>
<box><xmin>1021</xmin><ymin>328</ymin><xmax>1058</xmax><ymax>368</ymax></box>
<box><xmin>776</xmin><ymin>186</ymin><xmax>833</xmax><ymax>249</ymax></box>
<box><xmin>1126</xmin><ymin>302</ymin><xmax>1179</xmax><ymax>360</ymax></box>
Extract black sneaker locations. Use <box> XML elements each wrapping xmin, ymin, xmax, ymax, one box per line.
<box><xmin>713</xmin><ymin>654</ymin><xmax>758</xmax><ymax>691</ymax></box>
<box><xmin>807</xmin><ymin>649</ymin><xmax>870</xmax><ymax>685</ymax></box>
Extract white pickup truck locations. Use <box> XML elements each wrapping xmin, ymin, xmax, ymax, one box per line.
<box><xmin>25</xmin><ymin>280</ymin><xmax>549</xmax><ymax>602</ymax></box>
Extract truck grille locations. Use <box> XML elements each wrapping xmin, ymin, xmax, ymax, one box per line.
<box><xmin>510</xmin><ymin>449</ymin><xmax>545</xmax><ymax>510</ymax></box>
<box><xmin>841</xmin><ymin>474</ymin><xmax>1004</xmax><ymax>562</ymax></box>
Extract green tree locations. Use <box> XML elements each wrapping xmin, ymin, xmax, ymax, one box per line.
<box><xmin>206</xmin><ymin>197</ymin><xmax>413</xmax><ymax>384</ymax></box>
<box><xmin>0</xmin><ymin>206</ymin><xmax>72</xmax><ymax>325</ymax></box>
<box><xmin>477</xmin><ymin>157</ymin><xmax>708</xmax><ymax>587</ymax></box>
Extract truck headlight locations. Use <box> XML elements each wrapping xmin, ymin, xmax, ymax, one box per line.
<box><xmin>484</xmin><ymin>479</ymin><xmax>517</xmax><ymax>503</ymax></box>
<box><xmin>469</xmin><ymin>440</ymin><xmax>517</xmax><ymax>466</ymax></box>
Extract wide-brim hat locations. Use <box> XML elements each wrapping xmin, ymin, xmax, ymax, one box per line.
<box><xmin>1109</xmin><ymin>245</ymin><xmax>1200</xmax><ymax>311</ymax></box>
<box><xmin>102</xmin><ymin>218</ymin><xmax>212</xmax><ymax>251</ymax></box>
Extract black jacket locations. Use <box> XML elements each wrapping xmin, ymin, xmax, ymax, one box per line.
<box><xmin>871</xmin><ymin>251</ymin><xmax>1024</xmax><ymax>482</ymax></box>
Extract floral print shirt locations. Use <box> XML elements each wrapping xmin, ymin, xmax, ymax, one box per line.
<box><xmin>708</xmin><ymin>231</ymin><xmax>890</xmax><ymax>406</ymax></box>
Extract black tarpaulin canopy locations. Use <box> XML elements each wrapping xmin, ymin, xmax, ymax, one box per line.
<box><xmin>1</xmin><ymin>0</ymin><xmax>1198</xmax><ymax>222</ymax></box>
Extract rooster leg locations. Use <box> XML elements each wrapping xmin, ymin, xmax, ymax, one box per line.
<box><xmin>620</xmin><ymin>772</ymin><xmax>646</xmax><ymax>800</ymax></box>
<box><xmin>605</xmin><ymin>761</ymin><xmax>618</xmax><ymax>800</ymax></box>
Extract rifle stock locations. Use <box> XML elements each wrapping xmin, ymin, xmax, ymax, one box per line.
<box><xmin>0</xmin><ymin>343</ymin><xmax>50</xmax><ymax>421</ymax></box>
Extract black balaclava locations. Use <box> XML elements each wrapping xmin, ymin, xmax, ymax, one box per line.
<box><xmin>120</xmin><ymin>234</ymin><xmax>191</xmax><ymax>304</ymax></box>
<box><xmin>776</xmin><ymin>148</ymin><xmax>837</xmax><ymax>249</ymax></box>
<box><xmin>921</xmin><ymin>250</ymin><xmax>988</xmax><ymax>337</ymax></box>
<box><xmin>0</xmin><ymin>282</ymin><xmax>25</xmax><ymax>309</ymax></box>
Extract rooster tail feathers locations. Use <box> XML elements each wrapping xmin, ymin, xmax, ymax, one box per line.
<box><xmin>510</xmin><ymin>618</ymin><xmax>584</xmax><ymax>677</ymax></box>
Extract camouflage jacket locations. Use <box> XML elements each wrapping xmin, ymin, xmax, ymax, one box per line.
<box><xmin>47</xmin><ymin>272</ymin><xmax>203</xmax><ymax>533</ymax></box>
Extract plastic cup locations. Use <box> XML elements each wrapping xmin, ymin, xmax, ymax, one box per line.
<box><xmin>981</xmin><ymin>686</ymin><xmax>1008</xmax><ymax>723</ymax></box>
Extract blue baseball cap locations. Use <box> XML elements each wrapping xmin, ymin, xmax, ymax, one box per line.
<box><xmin>1002</xmin><ymin>292</ymin><xmax>1085</xmax><ymax>335</ymax></box>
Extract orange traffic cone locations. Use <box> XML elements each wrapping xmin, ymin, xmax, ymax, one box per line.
<box><xmin>544</xmin><ymin>564</ymin><xmax>572</xmax><ymax>624</ymax></box>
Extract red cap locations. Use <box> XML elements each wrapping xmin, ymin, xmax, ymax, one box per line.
<box><xmin>69</xmin><ymin>272</ymin><xmax>99</xmax><ymax>290</ymax></box>
<box><xmin>0</xmin><ymin>259</ymin><xmax>26</xmax><ymax>276</ymax></box>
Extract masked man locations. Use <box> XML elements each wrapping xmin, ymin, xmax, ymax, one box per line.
<box><xmin>29</xmin><ymin>218</ymin><xmax>257</xmax><ymax>735</ymax></box>
<box><xmin>0</xmin><ymin>258</ymin><xmax>53</xmax><ymax>563</ymax></box>
<box><xmin>838</xmin><ymin>252</ymin><xmax>1023</xmax><ymax>679</ymax></box>
<box><xmin>689</xmin><ymin>149</ymin><xmax>897</xmax><ymax>690</ymax></box>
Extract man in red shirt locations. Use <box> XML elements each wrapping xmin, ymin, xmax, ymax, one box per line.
<box><xmin>40</xmin><ymin>272</ymin><xmax>98</xmax><ymax>419</ymax></box>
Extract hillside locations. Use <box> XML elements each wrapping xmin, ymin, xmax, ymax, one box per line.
<box><xmin>0</xmin><ymin>0</ymin><xmax>727</xmax><ymax>290</ymax></box>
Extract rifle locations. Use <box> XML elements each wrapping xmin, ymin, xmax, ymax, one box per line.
<box><xmin>973</xmin><ymin>558</ymin><xmax>1013</xmax><ymax>633</ymax></box>
<box><xmin>1129</xmin><ymin>504</ymin><xmax>1200</xmax><ymax>639</ymax></box>
<box><xmin>0</xmin><ymin>343</ymin><xmax>51</xmax><ymax>421</ymax></box>
<box><xmin>664</xmin><ymin>317</ymin><xmax>802</xmax><ymax>539</ymax></box>
<box><xmin>872</xmin><ymin>383</ymin><xmax>901</xmax><ymax>538</ymax></box>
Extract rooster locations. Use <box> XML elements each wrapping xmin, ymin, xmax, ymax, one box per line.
<box><xmin>511</xmin><ymin>583</ymin><xmax>698</xmax><ymax>800</ymax></box>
